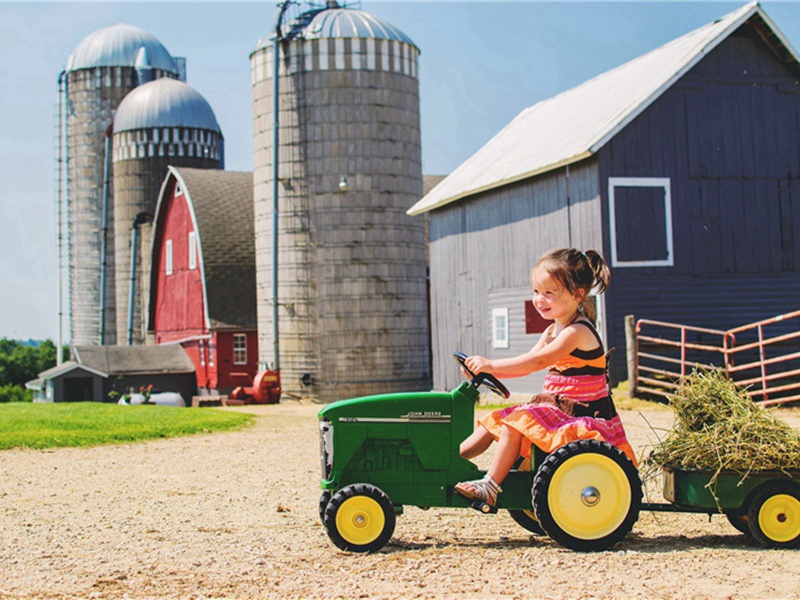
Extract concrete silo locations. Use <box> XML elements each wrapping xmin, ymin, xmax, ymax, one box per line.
<box><xmin>251</xmin><ymin>2</ymin><xmax>430</xmax><ymax>401</ymax></box>
<box><xmin>112</xmin><ymin>78</ymin><xmax>224</xmax><ymax>345</ymax></box>
<box><xmin>61</xmin><ymin>24</ymin><xmax>180</xmax><ymax>346</ymax></box>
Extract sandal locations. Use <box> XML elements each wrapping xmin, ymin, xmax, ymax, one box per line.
<box><xmin>454</xmin><ymin>476</ymin><xmax>502</xmax><ymax>506</ymax></box>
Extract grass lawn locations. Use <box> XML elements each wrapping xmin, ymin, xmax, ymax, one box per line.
<box><xmin>0</xmin><ymin>402</ymin><xmax>254</xmax><ymax>450</ymax></box>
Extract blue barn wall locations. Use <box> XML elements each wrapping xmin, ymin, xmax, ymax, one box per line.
<box><xmin>599</xmin><ymin>26</ymin><xmax>800</xmax><ymax>382</ymax></box>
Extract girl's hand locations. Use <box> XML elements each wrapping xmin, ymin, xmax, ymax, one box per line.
<box><xmin>465</xmin><ymin>355</ymin><xmax>492</xmax><ymax>374</ymax></box>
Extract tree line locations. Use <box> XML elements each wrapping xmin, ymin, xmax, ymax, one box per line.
<box><xmin>0</xmin><ymin>339</ymin><xmax>66</xmax><ymax>402</ymax></box>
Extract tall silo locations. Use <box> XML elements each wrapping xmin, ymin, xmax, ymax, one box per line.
<box><xmin>61</xmin><ymin>24</ymin><xmax>180</xmax><ymax>346</ymax></box>
<box><xmin>251</xmin><ymin>2</ymin><xmax>430</xmax><ymax>401</ymax></box>
<box><xmin>112</xmin><ymin>78</ymin><xmax>224</xmax><ymax>346</ymax></box>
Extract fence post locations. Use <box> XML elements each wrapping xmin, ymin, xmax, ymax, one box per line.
<box><xmin>625</xmin><ymin>315</ymin><xmax>638</xmax><ymax>398</ymax></box>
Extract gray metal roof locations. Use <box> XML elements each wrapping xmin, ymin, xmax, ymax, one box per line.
<box><xmin>409</xmin><ymin>1</ymin><xmax>797</xmax><ymax>216</ymax></box>
<box><xmin>73</xmin><ymin>345</ymin><xmax>196</xmax><ymax>375</ymax></box>
<box><xmin>66</xmin><ymin>23</ymin><xmax>178</xmax><ymax>73</ymax></box>
<box><xmin>257</xmin><ymin>5</ymin><xmax>417</xmax><ymax>50</ymax></box>
<box><xmin>113</xmin><ymin>78</ymin><xmax>221</xmax><ymax>133</ymax></box>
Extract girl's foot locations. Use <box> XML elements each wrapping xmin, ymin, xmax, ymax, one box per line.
<box><xmin>454</xmin><ymin>476</ymin><xmax>502</xmax><ymax>506</ymax></box>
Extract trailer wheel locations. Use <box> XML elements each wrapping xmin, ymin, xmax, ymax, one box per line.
<box><xmin>508</xmin><ymin>509</ymin><xmax>546</xmax><ymax>536</ymax></box>
<box><xmin>533</xmin><ymin>440</ymin><xmax>642</xmax><ymax>551</ymax></box>
<box><xmin>319</xmin><ymin>490</ymin><xmax>332</xmax><ymax>523</ymax></box>
<box><xmin>747</xmin><ymin>484</ymin><xmax>800</xmax><ymax>548</ymax></box>
<box><xmin>323</xmin><ymin>483</ymin><xmax>396</xmax><ymax>553</ymax></box>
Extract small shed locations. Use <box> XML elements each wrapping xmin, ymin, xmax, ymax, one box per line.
<box><xmin>408</xmin><ymin>2</ymin><xmax>800</xmax><ymax>392</ymax></box>
<box><xmin>28</xmin><ymin>345</ymin><xmax>197</xmax><ymax>403</ymax></box>
<box><xmin>147</xmin><ymin>167</ymin><xmax>258</xmax><ymax>394</ymax></box>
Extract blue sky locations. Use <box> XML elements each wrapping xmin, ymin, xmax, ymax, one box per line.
<box><xmin>1</xmin><ymin>1</ymin><xmax>799</xmax><ymax>342</ymax></box>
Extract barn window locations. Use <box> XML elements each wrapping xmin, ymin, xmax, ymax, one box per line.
<box><xmin>165</xmin><ymin>240</ymin><xmax>173</xmax><ymax>276</ymax></box>
<box><xmin>608</xmin><ymin>177</ymin><xmax>674</xmax><ymax>267</ymax></box>
<box><xmin>188</xmin><ymin>232</ymin><xmax>197</xmax><ymax>270</ymax></box>
<box><xmin>492</xmin><ymin>308</ymin><xmax>509</xmax><ymax>349</ymax></box>
<box><xmin>175</xmin><ymin>182</ymin><xmax>183</xmax><ymax>197</ymax></box>
<box><xmin>524</xmin><ymin>301</ymin><xmax>552</xmax><ymax>334</ymax></box>
<box><xmin>233</xmin><ymin>334</ymin><xmax>247</xmax><ymax>365</ymax></box>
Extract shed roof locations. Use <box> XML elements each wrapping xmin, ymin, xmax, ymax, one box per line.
<box><xmin>66</xmin><ymin>23</ymin><xmax>178</xmax><ymax>74</ymax></box>
<box><xmin>158</xmin><ymin>168</ymin><xmax>256</xmax><ymax>330</ymax></box>
<box><xmin>408</xmin><ymin>2</ymin><xmax>798</xmax><ymax>216</ymax></box>
<box><xmin>36</xmin><ymin>360</ymin><xmax>108</xmax><ymax>380</ymax></box>
<box><xmin>113</xmin><ymin>78</ymin><xmax>221</xmax><ymax>133</ymax></box>
<box><xmin>73</xmin><ymin>345</ymin><xmax>196</xmax><ymax>375</ymax></box>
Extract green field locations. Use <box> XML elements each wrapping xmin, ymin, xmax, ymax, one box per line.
<box><xmin>0</xmin><ymin>402</ymin><xmax>254</xmax><ymax>450</ymax></box>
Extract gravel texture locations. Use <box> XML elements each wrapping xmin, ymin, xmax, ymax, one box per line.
<box><xmin>2</xmin><ymin>401</ymin><xmax>800</xmax><ymax>599</ymax></box>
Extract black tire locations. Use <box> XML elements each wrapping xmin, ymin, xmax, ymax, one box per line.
<box><xmin>508</xmin><ymin>509</ymin><xmax>547</xmax><ymax>536</ymax></box>
<box><xmin>323</xmin><ymin>483</ymin><xmax>396</xmax><ymax>553</ymax></box>
<box><xmin>746</xmin><ymin>484</ymin><xmax>800</xmax><ymax>548</ymax></box>
<box><xmin>319</xmin><ymin>490</ymin><xmax>332</xmax><ymax>524</ymax></box>
<box><xmin>725</xmin><ymin>513</ymin><xmax>752</xmax><ymax>537</ymax></box>
<box><xmin>533</xmin><ymin>439</ymin><xmax>642</xmax><ymax>551</ymax></box>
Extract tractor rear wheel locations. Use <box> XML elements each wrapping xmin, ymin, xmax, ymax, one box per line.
<box><xmin>323</xmin><ymin>483</ymin><xmax>396</xmax><ymax>552</ymax></box>
<box><xmin>533</xmin><ymin>439</ymin><xmax>641</xmax><ymax>551</ymax></box>
<box><xmin>747</xmin><ymin>484</ymin><xmax>800</xmax><ymax>548</ymax></box>
<box><xmin>508</xmin><ymin>509</ymin><xmax>546</xmax><ymax>536</ymax></box>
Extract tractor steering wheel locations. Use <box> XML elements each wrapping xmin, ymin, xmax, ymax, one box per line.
<box><xmin>453</xmin><ymin>352</ymin><xmax>510</xmax><ymax>399</ymax></box>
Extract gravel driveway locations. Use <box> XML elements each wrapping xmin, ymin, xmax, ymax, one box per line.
<box><xmin>2</xmin><ymin>401</ymin><xmax>799</xmax><ymax>599</ymax></box>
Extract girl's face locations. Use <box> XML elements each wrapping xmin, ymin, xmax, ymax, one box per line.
<box><xmin>531</xmin><ymin>267</ymin><xmax>583</xmax><ymax>324</ymax></box>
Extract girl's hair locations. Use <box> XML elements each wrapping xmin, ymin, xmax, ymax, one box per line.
<box><xmin>531</xmin><ymin>248</ymin><xmax>611</xmax><ymax>321</ymax></box>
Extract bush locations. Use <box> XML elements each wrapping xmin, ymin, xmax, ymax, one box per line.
<box><xmin>0</xmin><ymin>383</ymin><xmax>33</xmax><ymax>403</ymax></box>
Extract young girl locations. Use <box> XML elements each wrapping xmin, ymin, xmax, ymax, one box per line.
<box><xmin>454</xmin><ymin>248</ymin><xmax>635</xmax><ymax>507</ymax></box>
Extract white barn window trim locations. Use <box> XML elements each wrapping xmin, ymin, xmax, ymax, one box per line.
<box><xmin>492</xmin><ymin>307</ymin><xmax>510</xmax><ymax>349</ymax></box>
<box><xmin>608</xmin><ymin>177</ymin><xmax>674</xmax><ymax>268</ymax></box>
<box><xmin>188</xmin><ymin>231</ymin><xmax>197</xmax><ymax>270</ymax></box>
<box><xmin>233</xmin><ymin>334</ymin><xmax>247</xmax><ymax>365</ymax></box>
<box><xmin>165</xmin><ymin>239</ymin><xmax>173</xmax><ymax>276</ymax></box>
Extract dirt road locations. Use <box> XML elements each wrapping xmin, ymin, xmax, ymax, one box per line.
<box><xmin>2</xmin><ymin>401</ymin><xmax>799</xmax><ymax>599</ymax></box>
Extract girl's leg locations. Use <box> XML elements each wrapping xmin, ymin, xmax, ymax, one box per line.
<box><xmin>454</xmin><ymin>425</ymin><xmax>524</xmax><ymax>506</ymax></box>
<box><xmin>487</xmin><ymin>425</ymin><xmax>523</xmax><ymax>485</ymax></box>
<box><xmin>459</xmin><ymin>425</ymin><xmax>494</xmax><ymax>459</ymax></box>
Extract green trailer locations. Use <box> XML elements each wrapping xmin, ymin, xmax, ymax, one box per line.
<box><xmin>318</xmin><ymin>354</ymin><xmax>800</xmax><ymax>552</ymax></box>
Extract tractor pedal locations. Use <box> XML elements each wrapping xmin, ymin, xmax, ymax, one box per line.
<box><xmin>469</xmin><ymin>500</ymin><xmax>498</xmax><ymax>514</ymax></box>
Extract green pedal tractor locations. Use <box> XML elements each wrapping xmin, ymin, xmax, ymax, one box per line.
<box><xmin>317</xmin><ymin>353</ymin><xmax>643</xmax><ymax>553</ymax></box>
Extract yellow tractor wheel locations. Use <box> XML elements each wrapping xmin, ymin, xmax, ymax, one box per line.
<box><xmin>533</xmin><ymin>439</ymin><xmax>642</xmax><ymax>551</ymax></box>
<box><xmin>323</xmin><ymin>483</ymin><xmax>396</xmax><ymax>552</ymax></box>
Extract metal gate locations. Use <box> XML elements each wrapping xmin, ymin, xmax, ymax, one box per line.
<box><xmin>627</xmin><ymin>310</ymin><xmax>800</xmax><ymax>406</ymax></box>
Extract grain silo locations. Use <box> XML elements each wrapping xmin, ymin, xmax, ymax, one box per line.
<box><xmin>60</xmin><ymin>24</ymin><xmax>180</xmax><ymax>346</ymax></box>
<box><xmin>112</xmin><ymin>78</ymin><xmax>224</xmax><ymax>346</ymax></box>
<box><xmin>251</xmin><ymin>2</ymin><xmax>430</xmax><ymax>401</ymax></box>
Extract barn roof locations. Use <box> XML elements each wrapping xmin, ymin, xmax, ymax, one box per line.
<box><xmin>408</xmin><ymin>1</ymin><xmax>799</xmax><ymax>216</ymax></box>
<box><xmin>72</xmin><ymin>345</ymin><xmax>196</xmax><ymax>375</ymax></box>
<box><xmin>159</xmin><ymin>167</ymin><xmax>256</xmax><ymax>331</ymax></box>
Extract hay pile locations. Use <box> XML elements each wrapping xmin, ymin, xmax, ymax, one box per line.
<box><xmin>645</xmin><ymin>368</ymin><xmax>800</xmax><ymax>476</ymax></box>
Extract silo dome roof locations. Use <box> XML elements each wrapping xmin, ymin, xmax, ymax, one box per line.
<box><xmin>66</xmin><ymin>23</ymin><xmax>178</xmax><ymax>73</ymax></box>
<box><xmin>113</xmin><ymin>78</ymin><xmax>221</xmax><ymax>133</ymax></box>
<box><xmin>278</xmin><ymin>6</ymin><xmax>417</xmax><ymax>49</ymax></box>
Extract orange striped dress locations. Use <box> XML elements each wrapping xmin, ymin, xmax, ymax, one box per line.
<box><xmin>478</xmin><ymin>319</ymin><xmax>636</xmax><ymax>464</ymax></box>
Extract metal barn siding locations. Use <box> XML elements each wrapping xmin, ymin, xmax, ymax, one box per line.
<box><xmin>598</xmin><ymin>25</ymin><xmax>800</xmax><ymax>383</ymax></box>
<box><xmin>112</xmin><ymin>79</ymin><xmax>223</xmax><ymax>346</ymax></box>
<box><xmin>251</xmin><ymin>6</ymin><xmax>430</xmax><ymax>401</ymax></box>
<box><xmin>428</xmin><ymin>161</ymin><xmax>602</xmax><ymax>392</ymax></box>
<box><xmin>63</xmin><ymin>24</ymin><xmax>179</xmax><ymax>346</ymax></box>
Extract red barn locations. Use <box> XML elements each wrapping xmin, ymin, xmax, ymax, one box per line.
<box><xmin>148</xmin><ymin>167</ymin><xmax>257</xmax><ymax>394</ymax></box>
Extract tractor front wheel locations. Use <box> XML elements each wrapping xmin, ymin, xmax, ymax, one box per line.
<box><xmin>323</xmin><ymin>483</ymin><xmax>396</xmax><ymax>552</ymax></box>
<box><xmin>747</xmin><ymin>484</ymin><xmax>800</xmax><ymax>548</ymax></box>
<box><xmin>533</xmin><ymin>439</ymin><xmax>642</xmax><ymax>551</ymax></box>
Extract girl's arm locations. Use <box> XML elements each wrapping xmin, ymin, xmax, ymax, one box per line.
<box><xmin>465</xmin><ymin>324</ymin><xmax>585</xmax><ymax>378</ymax></box>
